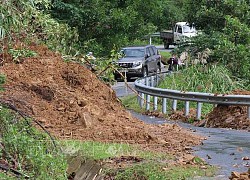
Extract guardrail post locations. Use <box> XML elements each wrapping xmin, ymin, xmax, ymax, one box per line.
<box><xmin>145</xmin><ymin>77</ymin><xmax>150</xmax><ymax>110</ymax></box>
<box><xmin>146</xmin><ymin>77</ymin><xmax>149</xmax><ymax>86</ymax></box>
<box><xmin>153</xmin><ymin>96</ymin><xmax>158</xmax><ymax>111</ymax></box>
<box><xmin>150</xmin><ymin>76</ymin><xmax>154</xmax><ymax>87</ymax></box>
<box><xmin>185</xmin><ymin>101</ymin><xmax>190</xmax><ymax>117</ymax></box>
<box><xmin>172</xmin><ymin>99</ymin><xmax>177</xmax><ymax>111</ymax></box>
<box><xmin>155</xmin><ymin>74</ymin><xmax>158</xmax><ymax>86</ymax></box>
<box><xmin>248</xmin><ymin>106</ymin><xmax>250</xmax><ymax>119</ymax></box>
<box><xmin>139</xmin><ymin>93</ymin><xmax>144</xmax><ymax>108</ymax></box>
<box><xmin>162</xmin><ymin>98</ymin><xmax>167</xmax><ymax>114</ymax></box>
<box><xmin>196</xmin><ymin>102</ymin><xmax>202</xmax><ymax>120</ymax></box>
<box><xmin>146</xmin><ymin>94</ymin><xmax>150</xmax><ymax>110</ymax></box>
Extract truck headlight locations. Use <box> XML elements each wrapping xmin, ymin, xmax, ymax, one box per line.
<box><xmin>133</xmin><ymin>61</ymin><xmax>142</xmax><ymax>67</ymax></box>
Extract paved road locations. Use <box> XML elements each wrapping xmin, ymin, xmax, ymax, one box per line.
<box><xmin>112</xmin><ymin>81</ymin><xmax>135</xmax><ymax>97</ymax></box>
<box><xmin>112</xmin><ymin>82</ymin><xmax>250</xmax><ymax>179</ymax></box>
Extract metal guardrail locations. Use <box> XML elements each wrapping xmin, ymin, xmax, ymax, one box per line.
<box><xmin>134</xmin><ymin>72</ymin><xmax>250</xmax><ymax>120</ymax></box>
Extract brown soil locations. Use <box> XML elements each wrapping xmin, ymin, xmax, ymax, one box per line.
<box><xmin>229</xmin><ymin>168</ymin><xmax>250</xmax><ymax>180</ymax></box>
<box><xmin>204</xmin><ymin>90</ymin><xmax>250</xmax><ymax>131</ymax></box>
<box><xmin>205</xmin><ymin>105</ymin><xmax>250</xmax><ymax>131</ymax></box>
<box><xmin>167</xmin><ymin>105</ymin><xmax>250</xmax><ymax>131</ymax></box>
<box><xmin>0</xmin><ymin>43</ymin><xmax>203</xmax><ymax>158</ymax></box>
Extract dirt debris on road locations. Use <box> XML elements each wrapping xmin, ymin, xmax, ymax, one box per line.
<box><xmin>204</xmin><ymin>90</ymin><xmax>250</xmax><ymax>131</ymax></box>
<box><xmin>0</xmin><ymin>43</ymin><xmax>203</xmax><ymax>158</ymax></box>
<box><xmin>205</xmin><ymin>105</ymin><xmax>250</xmax><ymax>131</ymax></box>
<box><xmin>163</xmin><ymin>89</ymin><xmax>250</xmax><ymax>131</ymax></box>
<box><xmin>229</xmin><ymin>168</ymin><xmax>250</xmax><ymax>180</ymax></box>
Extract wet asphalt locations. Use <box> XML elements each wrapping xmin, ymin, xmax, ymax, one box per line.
<box><xmin>112</xmin><ymin>82</ymin><xmax>250</xmax><ymax>179</ymax></box>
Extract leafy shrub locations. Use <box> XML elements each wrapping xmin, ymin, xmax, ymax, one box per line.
<box><xmin>0</xmin><ymin>0</ymin><xmax>80</xmax><ymax>56</ymax></box>
<box><xmin>185</xmin><ymin>2</ymin><xmax>250</xmax><ymax>87</ymax></box>
<box><xmin>8</xmin><ymin>48</ymin><xmax>37</xmax><ymax>63</ymax></box>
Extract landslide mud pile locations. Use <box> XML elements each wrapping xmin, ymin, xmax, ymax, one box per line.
<box><xmin>205</xmin><ymin>90</ymin><xmax>250</xmax><ymax>131</ymax></box>
<box><xmin>0</xmin><ymin>44</ymin><xmax>202</xmax><ymax>153</ymax></box>
<box><xmin>165</xmin><ymin>89</ymin><xmax>250</xmax><ymax>131</ymax></box>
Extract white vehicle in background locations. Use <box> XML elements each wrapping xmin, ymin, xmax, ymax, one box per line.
<box><xmin>160</xmin><ymin>22</ymin><xmax>198</xmax><ymax>49</ymax></box>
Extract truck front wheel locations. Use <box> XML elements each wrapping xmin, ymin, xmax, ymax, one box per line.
<box><xmin>164</xmin><ymin>42</ymin><xmax>170</xmax><ymax>49</ymax></box>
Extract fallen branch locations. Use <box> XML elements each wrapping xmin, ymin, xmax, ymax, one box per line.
<box><xmin>96</xmin><ymin>62</ymin><xmax>112</xmax><ymax>77</ymax></box>
<box><xmin>0</xmin><ymin>163</ymin><xmax>29</xmax><ymax>179</ymax></box>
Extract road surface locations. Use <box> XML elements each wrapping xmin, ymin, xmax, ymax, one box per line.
<box><xmin>112</xmin><ymin>81</ymin><xmax>250</xmax><ymax>179</ymax></box>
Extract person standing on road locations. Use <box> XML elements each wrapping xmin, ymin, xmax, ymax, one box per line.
<box><xmin>167</xmin><ymin>54</ymin><xmax>178</xmax><ymax>71</ymax></box>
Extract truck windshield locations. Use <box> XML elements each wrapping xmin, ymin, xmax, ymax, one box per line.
<box><xmin>183</xmin><ymin>25</ymin><xmax>196</xmax><ymax>33</ymax></box>
<box><xmin>122</xmin><ymin>49</ymin><xmax>145</xmax><ymax>57</ymax></box>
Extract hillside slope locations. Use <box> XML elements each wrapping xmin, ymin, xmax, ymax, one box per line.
<box><xmin>0</xmin><ymin>43</ymin><xmax>203</xmax><ymax>156</ymax></box>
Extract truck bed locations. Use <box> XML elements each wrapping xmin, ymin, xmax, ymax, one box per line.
<box><xmin>160</xmin><ymin>30</ymin><xmax>174</xmax><ymax>49</ymax></box>
<box><xmin>160</xmin><ymin>30</ymin><xmax>173</xmax><ymax>39</ymax></box>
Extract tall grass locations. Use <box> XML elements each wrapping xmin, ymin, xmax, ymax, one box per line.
<box><xmin>111</xmin><ymin>162</ymin><xmax>216</xmax><ymax>180</ymax></box>
<box><xmin>159</xmin><ymin>64</ymin><xmax>246</xmax><ymax>94</ymax></box>
<box><xmin>0</xmin><ymin>107</ymin><xmax>67</xmax><ymax>179</ymax></box>
<box><xmin>159</xmin><ymin>50</ymin><xmax>171</xmax><ymax>64</ymax></box>
<box><xmin>60</xmin><ymin>140</ymin><xmax>170</xmax><ymax>161</ymax></box>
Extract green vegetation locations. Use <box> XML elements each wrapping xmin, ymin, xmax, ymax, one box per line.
<box><xmin>61</xmin><ymin>140</ymin><xmax>216</xmax><ymax>180</ymax></box>
<box><xmin>0</xmin><ymin>107</ymin><xmax>67</xmax><ymax>179</ymax></box>
<box><xmin>121</xmin><ymin>95</ymin><xmax>146</xmax><ymax>113</ymax></box>
<box><xmin>159</xmin><ymin>50</ymin><xmax>171</xmax><ymax>65</ymax></box>
<box><xmin>61</xmin><ymin>140</ymin><xmax>170</xmax><ymax>160</ymax></box>
<box><xmin>8</xmin><ymin>48</ymin><xmax>37</xmax><ymax>63</ymax></box>
<box><xmin>106</xmin><ymin>161</ymin><xmax>216</xmax><ymax>180</ymax></box>
<box><xmin>159</xmin><ymin>64</ymin><xmax>246</xmax><ymax>93</ymax></box>
<box><xmin>185</xmin><ymin>0</ymin><xmax>250</xmax><ymax>87</ymax></box>
<box><xmin>49</xmin><ymin>0</ymin><xmax>193</xmax><ymax>56</ymax></box>
<box><xmin>0</xmin><ymin>74</ymin><xmax>5</xmax><ymax>91</ymax></box>
<box><xmin>2</xmin><ymin>0</ymin><xmax>249</xmax><ymax>85</ymax></box>
<box><xmin>0</xmin><ymin>173</ymin><xmax>16</xmax><ymax>180</ymax></box>
<box><xmin>0</xmin><ymin>0</ymin><xmax>79</xmax><ymax>56</ymax></box>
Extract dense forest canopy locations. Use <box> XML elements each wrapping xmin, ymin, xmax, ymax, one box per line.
<box><xmin>50</xmin><ymin>0</ymin><xmax>170</xmax><ymax>54</ymax></box>
<box><xmin>184</xmin><ymin>0</ymin><xmax>250</xmax><ymax>83</ymax></box>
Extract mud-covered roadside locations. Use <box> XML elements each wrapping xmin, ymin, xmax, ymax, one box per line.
<box><xmin>0</xmin><ymin>43</ymin><xmax>203</xmax><ymax>158</ymax></box>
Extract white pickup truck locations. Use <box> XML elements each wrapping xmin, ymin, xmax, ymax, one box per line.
<box><xmin>160</xmin><ymin>22</ymin><xmax>198</xmax><ymax>49</ymax></box>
